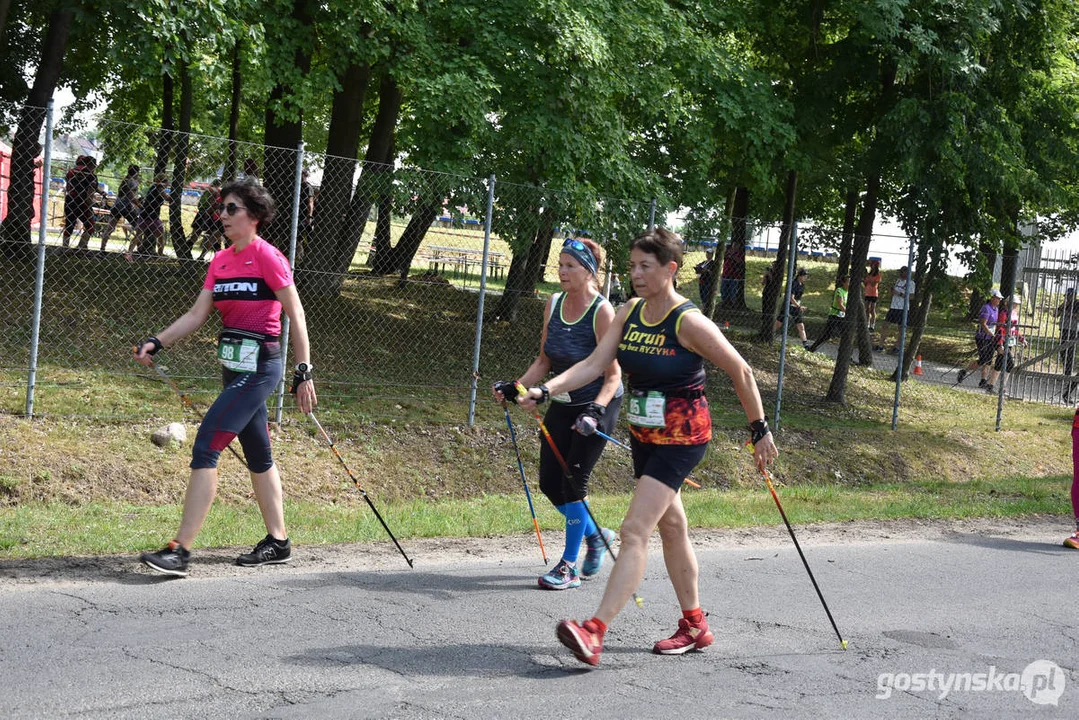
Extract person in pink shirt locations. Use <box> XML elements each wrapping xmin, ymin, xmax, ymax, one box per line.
<box><xmin>132</xmin><ymin>178</ymin><xmax>317</xmax><ymax>577</ymax></box>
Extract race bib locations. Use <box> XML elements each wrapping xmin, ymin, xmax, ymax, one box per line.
<box><xmin>627</xmin><ymin>391</ymin><xmax>666</xmax><ymax>428</ymax></box>
<box><xmin>217</xmin><ymin>338</ymin><xmax>260</xmax><ymax>372</ymax></box>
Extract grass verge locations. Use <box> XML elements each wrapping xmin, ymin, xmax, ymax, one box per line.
<box><xmin>0</xmin><ymin>475</ymin><xmax>1069</xmax><ymax>559</ymax></box>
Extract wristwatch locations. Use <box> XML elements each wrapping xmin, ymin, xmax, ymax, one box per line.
<box><xmin>295</xmin><ymin>362</ymin><xmax>312</xmax><ymax>374</ymax></box>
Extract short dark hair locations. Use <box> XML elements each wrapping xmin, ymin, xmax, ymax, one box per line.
<box><xmin>220</xmin><ymin>177</ymin><xmax>276</xmax><ymax>230</ymax></box>
<box><xmin>630</xmin><ymin>227</ymin><xmax>684</xmax><ymax>268</ymax></box>
<box><xmin>837</xmin><ymin>274</ymin><xmax>850</xmax><ymax>284</ymax></box>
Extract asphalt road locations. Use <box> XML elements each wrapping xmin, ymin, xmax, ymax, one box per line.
<box><xmin>1</xmin><ymin>517</ymin><xmax>1075</xmax><ymax>719</ymax></box>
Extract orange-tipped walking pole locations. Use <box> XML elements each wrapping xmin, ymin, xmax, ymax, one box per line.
<box><xmin>516</xmin><ymin>384</ymin><xmax>644</xmax><ymax>608</ymax></box>
<box><xmin>749</xmin><ymin>442</ymin><xmax>847</xmax><ymax>650</ymax></box>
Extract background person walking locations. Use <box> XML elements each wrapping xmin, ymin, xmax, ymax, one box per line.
<box><xmin>1055</xmin><ymin>288</ymin><xmax>1079</xmax><ymax>402</ymax></box>
<box><xmin>133</xmin><ymin>178</ymin><xmax>316</xmax><ymax>577</ymax></box>
<box><xmin>875</xmin><ymin>266</ymin><xmax>915</xmax><ymax>353</ymax></box>
<box><xmin>100</xmin><ymin>164</ymin><xmax>140</xmax><ymax>252</ymax></box>
<box><xmin>807</xmin><ymin>274</ymin><xmax>849</xmax><ymax>353</ymax></box>
<box><xmin>516</xmin><ymin>227</ymin><xmax>778</xmax><ymax>667</ymax></box>
<box><xmin>494</xmin><ymin>237</ymin><xmax>624</xmax><ymax>590</ymax></box>
<box><xmin>957</xmin><ymin>289</ymin><xmax>1001</xmax><ymax>388</ymax></box>
<box><xmin>863</xmin><ymin>258</ymin><xmax>882</xmax><ymax>331</ymax></box>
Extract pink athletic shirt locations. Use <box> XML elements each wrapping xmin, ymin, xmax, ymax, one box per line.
<box><xmin>203</xmin><ymin>237</ymin><xmax>293</xmax><ymax>336</ymax></box>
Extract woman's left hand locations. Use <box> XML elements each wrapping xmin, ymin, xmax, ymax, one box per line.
<box><xmin>752</xmin><ymin>432</ymin><xmax>779</xmax><ymax>473</ymax></box>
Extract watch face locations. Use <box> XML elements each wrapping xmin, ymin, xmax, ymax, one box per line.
<box><xmin>296</xmin><ymin>363</ymin><xmax>310</xmax><ymax>373</ymax></box>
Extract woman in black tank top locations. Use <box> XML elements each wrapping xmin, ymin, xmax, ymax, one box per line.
<box><xmin>516</xmin><ymin>228</ymin><xmax>779</xmax><ymax>667</ymax></box>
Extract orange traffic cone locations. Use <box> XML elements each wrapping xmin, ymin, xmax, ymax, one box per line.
<box><xmin>913</xmin><ymin>355</ymin><xmax>924</xmax><ymax>376</ymax></box>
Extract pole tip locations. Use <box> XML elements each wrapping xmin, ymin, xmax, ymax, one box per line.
<box><xmin>841</xmin><ymin>639</ymin><xmax>848</xmax><ymax>650</ymax></box>
<box><xmin>635</xmin><ymin>596</ymin><xmax>644</xmax><ymax>608</ymax></box>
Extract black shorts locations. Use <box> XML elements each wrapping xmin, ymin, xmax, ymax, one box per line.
<box><xmin>864</xmin><ymin>296</ymin><xmax>878</xmax><ymax>306</ymax></box>
<box><xmin>778</xmin><ymin>306</ymin><xmax>803</xmax><ymax>325</ymax></box>
<box><xmin>975</xmin><ymin>335</ymin><xmax>995</xmax><ymax>366</ymax></box>
<box><xmin>629</xmin><ymin>437</ymin><xmax>708</xmax><ymax>490</ymax></box>
<box><xmin>884</xmin><ymin>308</ymin><xmax>904</xmax><ymax>325</ymax></box>
<box><xmin>993</xmin><ymin>348</ymin><xmax>1013</xmax><ymax>372</ymax></box>
<box><xmin>110</xmin><ymin>201</ymin><xmax>138</xmax><ymax>224</ymax></box>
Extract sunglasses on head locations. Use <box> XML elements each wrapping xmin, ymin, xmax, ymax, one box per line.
<box><xmin>563</xmin><ymin>238</ymin><xmax>588</xmax><ymax>252</ymax></box>
<box><xmin>219</xmin><ymin>202</ymin><xmax>246</xmax><ymax>216</ymax></box>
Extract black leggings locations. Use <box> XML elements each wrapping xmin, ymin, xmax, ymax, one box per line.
<box><xmin>538</xmin><ymin>396</ymin><xmax>623</xmax><ymax>506</ymax></box>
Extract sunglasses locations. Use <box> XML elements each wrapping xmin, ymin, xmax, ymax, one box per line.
<box><xmin>219</xmin><ymin>202</ymin><xmax>246</xmax><ymax>216</ymax></box>
<box><xmin>563</xmin><ymin>238</ymin><xmax>588</xmax><ymax>252</ymax></box>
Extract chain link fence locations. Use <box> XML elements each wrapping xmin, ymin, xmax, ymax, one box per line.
<box><xmin>1</xmin><ymin>101</ymin><xmax>1072</xmax><ymax>429</ymax></box>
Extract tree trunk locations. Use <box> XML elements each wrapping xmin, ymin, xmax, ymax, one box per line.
<box><xmin>826</xmin><ymin>174</ymin><xmax>880</xmax><ymax>404</ymax></box>
<box><xmin>719</xmin><ymin>186</ymin><xmax>749</xmax><ymax>315</ymax></box>
<box><xmin>302</xmin><ymin>61</ymin><xmax>370</xmax><ymax>275</ymax></box>
<box><xmin>302</xmin><ymin>71</ymin><xmax>401</xmax><ymax>294</ymax></box>
<box><xmin>967</xmin><ymin>237</ymin><xmax>998</xmax><ymax>319</ymax></box>
<box><xmin>387</xmin><ymin>201</ymin><xmax>442</xmax><ymax>277</ymax></box>
<box><xmin>262</xmin><ymin>0</ymin><xmax>315</xmax><ymax>251</ymax></box>
<box><xmin>154</xmin><ymin>71</ymin><xmax>174</xmax><ymax>178</ymax></box>
<box><xmin>836</xmin><ymin>189</ymin><xmax>857</xmax><ymax>278</ymax></box>
<box><xmin>759</xmin><ymin>170</ymin><xmax>797</xmax><ymax>342</ymax></box>
<box><xmin>493</xmin><ymin>208</ymin><xmax>557</xmax><ymax>322</ymax></box>
<box><xmin>223</xmin><ymin>38</ymin><xmax>242</xmax><ymax>182</ymax></box>
<box><xmin>0</xmin><ymin>10</ymin><xmax>72</xmax><ymax>250</ymax></box>
<box><xmin>169</xmin><ymin>57</ymin><xmax>193</xmax><ymax>258</ymax></box>
<box><xmin>0</xmin><ymin>0</ymin><xmax>13</xmax><ymax>43</ymax></box>
<box><xmin>895</xmin><ymin>243</ymin><xmax>944</xmax><ymax>381</ymax></box>
<box><xmin>370</xmin><ymin>180</ymin><xmax>394</xmax><ymax>270</ymax></box>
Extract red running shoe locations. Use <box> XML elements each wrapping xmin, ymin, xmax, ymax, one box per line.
<box><xmin>556</xmin><ymin>619</ymin><xmax>603</xmax><ymax>667</ymax></box>
<box><xmin>652</xmin><ymin>617</ymin><xmax>715</xmax><ymax>655</ymax></box>
<box><xmin>1064</xmin><ymin>533</ymin><xmax>1079</xmax><ymax>550</ymax></box>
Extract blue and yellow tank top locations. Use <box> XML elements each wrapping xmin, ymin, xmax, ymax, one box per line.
<box><xmin>617</xmin><ymin>298</ymin><xmax>711</xmax><ymax>445</ymax></box>
<box><xmin>543</xmin><ymin>293</ymin><xmax>621</xmax><ymax>405</ymax></box>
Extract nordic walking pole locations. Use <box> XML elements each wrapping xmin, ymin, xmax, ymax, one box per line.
<box><xmin>515</xmin><ymin>384</ymin><xmax>644</xmax><ymax>608</ymax></box>
<box><xmin>748</xmin><ymin>443</ymin><xmax>847</xmax><ymax>650</ymax></box>
<box><xmin>502</xmin><ymin>401</ymin><xmax>549</xmax><ymax>563</ymax></box>
<box><xmin>308</xmin><ymin>411</ymin><xmax>414</xmax><ymax>568</ymax></box>
<box><xmin>145</xmin><ymin>357</ymin><xmax>245</xmax><ymax>463</ymax></box>
<box><xmin>589</xmin><ymin>428</ymin><xmax>701</xmax><ymax>489</ymax></box>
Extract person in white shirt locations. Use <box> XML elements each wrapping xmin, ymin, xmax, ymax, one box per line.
<box><xmin>875</xmin><ymin>266</ymin><xmax>915</xmax><ymax>354</ymax></box>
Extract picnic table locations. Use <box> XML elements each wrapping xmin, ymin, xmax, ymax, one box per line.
<box><xmin>425</xmin><ymin>245</ymin><xmax>507</xmax><ymax>280</ymax></box>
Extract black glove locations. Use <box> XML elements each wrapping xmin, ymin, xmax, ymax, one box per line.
<box><xmin>142</xmin><ymin>336</ymin><xmax>163</xmax><ymax>355</ymax></box>
<box><xmin>290</xmin><ymin>367</ymin><xmax>313</xmax><ymax>394</ymax></box>
<box><xmin>493</xmin><ymin>380</ymin><xmax>520</xmax><ymax>403</ymax></box>
<box><xmin>574</xmin><ymin>402</ymin><xmax>606</xmax><ymax>435</ymax></box>
<box><xmin>749</xmin><ymin>418</ymin><xmax>771</xmax><ymax>445</ymax></box>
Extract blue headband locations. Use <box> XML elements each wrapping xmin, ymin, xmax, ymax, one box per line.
<box><xmin>561</xmin><ymin>238</ymin><xmax>598</xmax><ymax>275</ymax></box>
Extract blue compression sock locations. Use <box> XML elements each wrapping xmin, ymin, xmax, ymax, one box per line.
<box><xmin>557</xmin><ymin>502</ymin><xmax>597</xmax><ymax>563</ymax></box>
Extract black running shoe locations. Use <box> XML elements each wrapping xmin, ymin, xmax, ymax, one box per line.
<box><xmin>957</xmin><ymin>369</ymin><xmax>968</xmax><ymax>383</ymax></box>
<box><xmin>141</xmin><ymin>544</ymin><xmax>191</xmax><ymax>577</ymax></box>
<box><xmin>236</xmin><ymin>534</ymin><xmax>291</xmax><ymax>567</ymax></box>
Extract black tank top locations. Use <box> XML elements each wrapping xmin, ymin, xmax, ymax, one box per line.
<box><xmin>617</xmin><ymin>299</ymin><xmax>706</xmax><ymax>393</ymax></box>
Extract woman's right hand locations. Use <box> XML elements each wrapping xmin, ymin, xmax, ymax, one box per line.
<box><xmin>132</xmin><ymin>338</ymin><xmax>161</xmax><ymax>367</ymax></box>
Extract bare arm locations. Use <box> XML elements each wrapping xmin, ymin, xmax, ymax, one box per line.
<box><xmin>132</xmin><ymin>289</ymin><xmax>214</xmax><ymax>365</ymax></box>
<box><xmin>277</xmin><ymin>284</ymin><xmax>317</xmax><ymax>413</ymax></box>
<box><xmin>591</xmin><ymin>300</ymin><xmax>622</xmax><ymax>408</ymax></box>
<box><xmin>518</xmin><ymin>300</ymin><xmax>633</xmax><ymax>410</ymax></box>
<box><xmin>677</xmin><ymin>311</ymin><xmax>778</xmax><ymax>471</ymax></box>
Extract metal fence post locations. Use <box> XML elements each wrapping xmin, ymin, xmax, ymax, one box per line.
<box><xmin>648</xmin><ymin>198</ymin><xmax>656</xmax><ymax>230</ymax></box>
<box><xmin>891</xmin><ymin>239</ymin><xmax>917</xmax><ymax>430</ymax></box>
<box><xmin>773</xmin><ymin>221</ymin><xmax>799</xmax><ymax>431</ymax></box>
<box><xmin>468</xmin><ymin>173</ymin><xmax>497</xmax><ymax>427</ymax></box>
<box><xmin>25</xmin><ymin>100</ymin><xmax>54</xmax><ymax>418</ymax></box>
<box><xmin>274</xmin><ymin>140</ymin><xmax>305</xmax><ymax>424</ymax></box>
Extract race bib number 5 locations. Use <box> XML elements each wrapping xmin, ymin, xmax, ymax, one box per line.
<box><xmin>627</xmin><ymin>391</ymin><xmax>666</xmax><ymax>428</ymax></box>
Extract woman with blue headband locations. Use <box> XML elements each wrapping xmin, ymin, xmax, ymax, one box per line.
<box><xmin>494</xmin><ymin>237</ymin><xmax>624</xmax><ymax>590</ymax></box>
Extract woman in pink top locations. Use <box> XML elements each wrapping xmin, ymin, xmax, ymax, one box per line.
<box><xmin>132</xmin><ymin>178</ymin><xmax>317</xmax><ymax>577</ymax></box>
<box><xmin>863</xmin><ymin>258</ymin><xmax>882</xmax><ymax>330</ymax></box>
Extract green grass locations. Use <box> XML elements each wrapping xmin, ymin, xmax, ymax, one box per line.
<box><xmin>0</xmin><ymin>475</ymin><xmax>1068</xmax><ymax>558</ymax></box>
